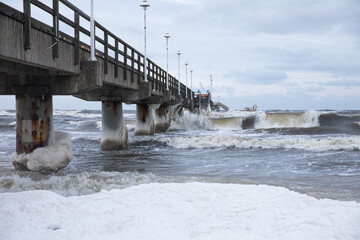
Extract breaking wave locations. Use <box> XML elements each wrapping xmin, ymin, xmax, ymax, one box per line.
<box><xmin>0</xmin><ymin>171</ymin><xmax>204</xmax><ymax>197</ymax></box>
<box><xmin>159</xmin><ymin>135</ymin><xmax>360</xmax><ymax>152</ymax></box>
<box><xmin>255</xmin><ymin>110</ymin><xmax>320</xmax><ymax>129</ymax></box>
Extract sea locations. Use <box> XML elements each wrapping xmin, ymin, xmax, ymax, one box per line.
<box><xmin>1</xmin><ymin>109</ymin><xmax>360</xmax><ymax>239</ymax></box>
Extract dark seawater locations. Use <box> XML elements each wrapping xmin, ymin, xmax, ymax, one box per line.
<box><xmin>0</xmin><ymin>109</ymin><xmax>359</xmax><ymax>201</ymax></box>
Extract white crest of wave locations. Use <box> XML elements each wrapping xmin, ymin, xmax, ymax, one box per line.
<box><xmin>0</xmin><ymin>110</ymin><xmax>15</xmax><ymax>116</ymax></box>
<box><xmin>0</xmin><ymin>171</ymin><xmax>158</xmax><ymax>197</ymax></box>
<box><xmin>255</xmin><ymin>110</ymin><xmax>320</xmax><ymax>129</ymax></box>
<box><xmin>171</xmin><ymin>110</ymin><xmax>211</xmax><ymax>130</ymax></box>
<box><xmin>11</xmin><ymin>131</ymin><xmax>73</xmax><ymax>172</ymax></box>
<box><xmin>160</xmin><ymin>135</ymin><xmax>360</xmax><ymax>151</ymax></box>
<box><xmin>54</xmin><ymin>110</ymin><xmax>101</xmax><ymax>119</ymax></box>
<box><xmin>1</xmin><ymin>183</ymin><xmax>359</xmax><ymax>240</ymax></box>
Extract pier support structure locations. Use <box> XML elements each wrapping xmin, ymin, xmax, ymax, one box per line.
<box><xmin>154</xmin><ymin>104</ymin><xmax>171</xmax><ymax>133</ymax></box>
<box><xmin>15</xmin><ymin>95</ymin><xmax>53</xmax><ymax>155</ymax></box>
<box><xmin>100</xmin><ymin>101</ymin><xmax>128</xmax><ymax>150</ymax></box>
<box><xmin>135</xmin><ymin>103</ymin><xmax>155</xmax><ymax>136</ymax></box>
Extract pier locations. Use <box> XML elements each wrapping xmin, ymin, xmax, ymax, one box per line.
<box><xmin>0</xmin><ymin>0</ymin><xmax>195</xmax><ymax>170</ymax></box>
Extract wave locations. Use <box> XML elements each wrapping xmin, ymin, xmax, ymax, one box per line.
<box><xmin>0</xmin><ymin>171</ymin><xmax>157</xmax><ymax>196</ymax></box>
<box><xmin>0</xmin><ymin>110</ymin><xmax>16</xmax><ymax>116</ymax></box>
<box><xmin>54</xmin><ymin>110</ymin><xmax>101</xmax><ymax>119</ymax></box>
<box><xmin>255</xmin><ymin>110</ymin><xmax>320</xmax><ymax>129</ymax></box>
<box><xmin>175</xmin><ymin>110</ymin><xmax>360</xmax><ymax>134</ymax></box>
<box><xmin>159</xmin><ymin>135</ymin><xmax>360</xmax><ymax>152</ymax></box>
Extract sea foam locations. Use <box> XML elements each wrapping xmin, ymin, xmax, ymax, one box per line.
<box><xmin>160</xmin><ymin>135</ymin><xmax>360</xmax><ymax>151</ymax></box>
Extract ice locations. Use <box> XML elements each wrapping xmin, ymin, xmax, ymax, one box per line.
<box><xmin>10</xmin><ymin>131</ymin><xmax>73</xmax><ymax>172</ymax></box>
<box><xmin>1</xmin><ymin>183</ymin><xmax>359</xmax><ymax>240</ymax></box>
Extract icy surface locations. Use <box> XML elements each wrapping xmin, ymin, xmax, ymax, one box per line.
<box><xmin>10</xmin><ymin>131</ymin><xmax>73</xmax><ymax>172</ymax></box>
<box><xmin>1</xmin><ymin>183</ymin><xmax>359</xmax><ymax>240</ymax></box>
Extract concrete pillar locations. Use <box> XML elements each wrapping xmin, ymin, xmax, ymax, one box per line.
<box><xmin>100</xmin><ymin>101</ymin><xmax>128</xmax><ymax>150</ymax></box>
<box><xmin>154</xmin><ymin>105</ymin><xmax>171</xmax><ymax>133</ymax></box>
<box><xmin>135</xmin><ymin>103</ymin><xmax>155</xmax><ymax>136</ymax></box>
<box><xmin>16</xmin><ymin>95</ymin><xmax>53</xmax><ymax>155</ymax></box>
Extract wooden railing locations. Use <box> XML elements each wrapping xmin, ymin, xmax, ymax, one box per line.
<box><xmin>20</xmin><ymin>0</ymin><xmax>192</xmax><ymax>99</ymax></box>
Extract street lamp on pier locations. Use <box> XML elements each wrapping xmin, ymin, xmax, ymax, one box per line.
<box><xmin>190</xmin><ymin>69</ymin><xmax>193</xmax><ymax>100</ymax></box>
<box><xmin>185</xmin><ymin>61</ymin><xmax>188</xmax><ymax>98</ymax></box>
<box><xmin>89</xmin><ymin>0</ymin><xmax>96</xmax><ymax>61</ymax></box>
<box><xmin>140</xmin><ymin>0</ymin><xmax>150</xmax><ymax>82</ymax></box>
<box><xmin>164</xmin><ymin>33</ymin><xmax>170</xmax><ymax>90</ymax></box>
<box><xmin>177</xmin><ymin>50</ymin><xmax>181</xmax><ymax>95</ymax></box>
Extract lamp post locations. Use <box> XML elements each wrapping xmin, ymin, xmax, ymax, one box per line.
<box><xmin>177</xmin><ymin>50</ymin><xmax>181</xmax><ymax>95</ymax></box>
<box><xmin>164</xmin><ymin>33</ymin><xmax>170</xmax><ymax>90</ymax></box>
<box><xmin>190</xmin><ymin>69</ymin><xmax>193</xmax><ymax>100</ymax></box>
<box><xmin>210</xmin><ymin>74</ymin><xmax>213</xmax><ymax>93</ymax></box>
<box><xmin>89</xmin><ymin>0</ymin><xmax>96</xmax><ymax>61</ymax></box>
<box><xmin>185</xmin><ymin>61</ymin><xmax>188</xmax><ymax>98</ymax></box>
<box><xmin>140</xmin><ymin>0</ymin><xmax>150</xmax><ymax>82</ymax></box>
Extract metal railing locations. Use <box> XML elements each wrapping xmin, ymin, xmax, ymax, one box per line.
<box><xmin>19</xmin><ymin>0</ymin><xmax>192</xmax><ymax>99</ymax></box>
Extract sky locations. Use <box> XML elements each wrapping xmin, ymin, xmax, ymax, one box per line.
<box><xmin>1</xmin><ymin>0</ymin><xmax>360</xmax><ymax>110</ymax></box>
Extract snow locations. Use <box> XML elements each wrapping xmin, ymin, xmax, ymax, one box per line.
<box><xmin>1</xmin><ymin>183</ymin><xmax>360</xmax><ymax>240</ymax></box>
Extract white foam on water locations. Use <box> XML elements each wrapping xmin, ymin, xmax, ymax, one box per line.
<box><xmin>212</xmin><ymin>109</ymin><xmax>259</xmax><ymax>119</ymax></box>
<box><xmin>0</xmin><ymin>110</ymin><xmax>15</xmax><ymax>116</ymax></box>
<box><xmin>0</xmin><ymin>171</ymin><xmax>159</xmax><ymax>196</ymax></box>
<box><xmin>1</xmin><ymin>183</ymin><xmax>359</xmax><ymax>240</ymax></box>
<box><xmin>123</xmin><ymin>113</ymin><xmax>136</xmax><ymax>119</ymax></box>
<box><xmin>71</xmin><ymin>135</ymin><xmax>101</xmax><ymax>142</ymax></box>
<box><xmin>255</xmin><ymin>110</ymin><xmax>320</xmax><ymax>129</ymax></box>
<box><xmin>54</xmin><ymin>110</ymin><xmax>101</xmax><ymax>119</ymax></box>
<box><xmin>160</xmin><ymin>135</ymin><xmax>360</xmax><ymax>151</ymax></box>
<box><xmin>7</xmin><ymin>121</ymin><xmax>16</xmax><ymax>126</ymax></box>
<box><xmin>10</xmin><ymin>131</ymin><xmax>73</xmax><ymax>172</ymax></box>
<box><xmin>171</xmin><ymin>111</ymin><xmax>211</xmax><ymax>130</ymax></box>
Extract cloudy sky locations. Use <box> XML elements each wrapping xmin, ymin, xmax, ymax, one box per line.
<box><xmin>1</xmin><ymin>0</ymin><xmax>360</xmax><ymax>110</ymax></box>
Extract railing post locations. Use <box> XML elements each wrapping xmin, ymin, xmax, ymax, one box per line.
<box><xmin>52</xmin><ymin>0</ymin><xmax>59</xmax><ymax>58</ymax></box>
<box><xmin>137</xmin><ymin>54</ymin><xmax>141</xmax><ymax>84</ymax></box>
<box><xmin>151</xmin><ymin>62</ymin><xmax>155</xmax><ymax>90</ymax></box>
<box><xmin>131</xmin><ymin>50</ymin><xmax>135</xmax><ymax>82</ymax></box>
<box><xmin>115</xmin><ymin>39</ymin><xmax>119</xmax><ymax>78</ymax></box>
<box><xmin>74</xmin><ymin>10</ymin><xmax>80</xmax><ymax>65</ymax></box>
<box><xmin>23</xmin><ymin>0</ymin><xmax>31</xmax><ymax>50</ymax></box>
<box><xmin>123</xmin><ymin>45</ymin><xmax>127</xmax><ymax>80</ymax></box>
<box><xmin>104</xmin><ymin>31</ymin><xmax>108</xmax><ymax>74</ymax></box>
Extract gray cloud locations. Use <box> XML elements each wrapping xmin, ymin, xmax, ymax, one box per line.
<box><xmin>224</xmin><ymin>69</ymin><xmax>287</xmax><ymax>84</ymax></box>
<box><xmin>193</xmin><ymin>0</ymin><xmax>360</xmax><ymax>36</ymax></box>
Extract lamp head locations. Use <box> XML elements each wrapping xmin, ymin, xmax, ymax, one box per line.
<box><xmin>177</xmin><ymin>50</ymin><xmax>181</xmax><ymax>56</ymax></box>
<box><xmin>164</xmin><ymin>33</ymin><xmax>171</xmax><ymax>39</ymax></box>
<box><xmin>140</xmin><ymin>0</ymin><xmax>150</xmax><ymax>9</ymax></box>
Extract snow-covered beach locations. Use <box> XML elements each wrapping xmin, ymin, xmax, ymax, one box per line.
<box><xmin>1</xmin><ymin>182</ymin><xmax>360</xmax><ymax>240</ymax></box>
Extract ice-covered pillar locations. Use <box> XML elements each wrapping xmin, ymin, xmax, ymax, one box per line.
<box><xmin>100</xmin><ymin>101</ymin><xmax>128</xmax><ymax>150</ymax></box>
<box><xmin>15</xmin><ymin>95</ymin><xmax>53</xmax><ymax>155</ymax></box>
<box><xmin>154</xmin><ymin>105</ymin><xmax>171</xmax><ymax>133</ymax></box>
<box><xmin>135</xmin><ymin>103</ymin><xmax>155</xmax><ymax>136</ymax></box>
<box><xmin>178</xmin><ymin>106</ymin><xmax>184</xmax><ymax>117</ymax></box>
